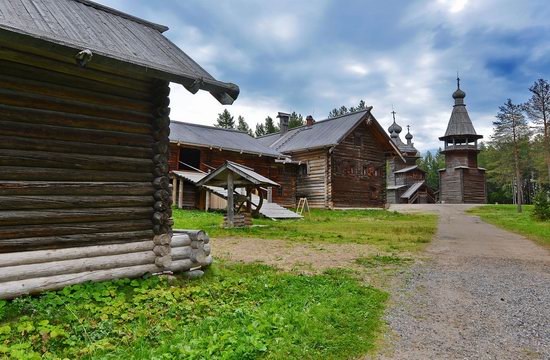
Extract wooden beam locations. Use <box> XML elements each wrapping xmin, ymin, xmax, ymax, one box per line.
<box><xmin>172</xmin><ymin>176</ymin><xmax>177</xmax><ymax>207</ymax></box>
<box><xmin>226</xmin><ymin>172</ymin><xmax>234</xmax><ymax>227</ymax></box>
<box><xmin>178</xmin><ymin>178</ymin><xmax>184</xmax><ymax>209</ymax></box>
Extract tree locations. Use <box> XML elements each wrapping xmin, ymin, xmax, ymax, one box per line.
<box><xmin>524</xmin><ymin>79</ymin><xmax>550</xmax><ymax>183</ymax></box>
<box><xmin>493</xmin><ymin>99</ymin><xmax>531</xmax><ymax>212</ymax></box>
<box><xmin>255</xmin><ymin>123</ymin><xmax>266</xmax><ymax>137</ymax></box>
<box><xmin>264</xmin><ymin>116</ymin><xmax>279</xmax><ymax>134</ymax></box>
<box><xmin>215</xmin><ymin>109</ymin><xmax>235</xmax><ymax>129</ymax></box>
<box><xmin>289</xmin><ymin>112</ymin><xmax>304</xmax><ymax>129</ymax></box>
<box><xmin>328</xmin><ymin>100</ymin><xmax>367</xmax><ymax>118</ymax></box>
<box><xmin>418</xmin><ymin>149</ymin><xmax>445</xmax><ymax>191</ymax></box>
<box><xmin>236</xmin><ymin>115</ymin><xmax>253</xmax><ymax>136</ymax></box>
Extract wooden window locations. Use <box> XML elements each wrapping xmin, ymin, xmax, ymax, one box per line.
<box><xmin>298</xmin><ymin>163</ymin><xmax>309</xmax><ymax>177</ymax></box>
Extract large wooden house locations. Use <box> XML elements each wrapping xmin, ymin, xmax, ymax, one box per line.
<box><xmin>0</xmin><ymin>0</ymin><xmax>238</xmax><ymax>298</ymax></box>
<box><xmin>258</xmin><ymin>109</ymin><xmax>401</xmax><ymax>208</ymax></box>
<box><xmin>168</xmin><ymin>121</ymin><xmax>298</xmax><ymax>210</ymax></box>
<box><xmin>439</xmin><ymin>79</ymin><xmax>487</xmax><ymax>203</ymax></box>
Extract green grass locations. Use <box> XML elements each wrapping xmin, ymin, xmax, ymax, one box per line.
<box><xmin>173</xmin><ymin>208</ymin><xmax>438</xmax><ymax>253</ymax></box>
<box><xmin>0</xmin><ymin>263</ymin><xmax>387</xmax><ymax>360</ymax></box>
<box><xmin>355</xmin><ymin>255</ymin><xmax>414</xmax><ymax>268</ymax></box>
<box><xmin>468</xmin><ymin>204</ymin><xmax>550</xmax><ymax>248</ymax></box>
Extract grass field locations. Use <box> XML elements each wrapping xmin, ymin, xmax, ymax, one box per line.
<box><xmin>0</xmin><ymin>264</ymin><xmax>387</xmax><ymax>360</ymax></box>
<box><xmin>0</xmin><ymin>208</ymin><xmax>437</xmax><ymax>359</ymax></box>
<box><xmin>173</xmin><ymin>208</ymin><xmax>438</xmax><ymax>253</ymax></box>
<box><xmin>468</xmin><ymin>205</ymin><xmax>550</xmax><ymax>247</ymax></box>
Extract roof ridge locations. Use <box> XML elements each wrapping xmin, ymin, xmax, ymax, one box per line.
<box><xmin>273</xmin><ymin>127</ymin><xmax>306</xmax><ymax>151</ymax></box>
<box><xmin>171</xmin><ymin>120</ymin><xmax>251</xmax><ymax>135</ymax></box>
<box><xmin>71</xmin><ymin>0</ymin><xmax>169</xmax><ymax>33</ymax></box>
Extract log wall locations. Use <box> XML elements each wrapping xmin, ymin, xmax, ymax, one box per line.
<box><xmin>330</xmin><ymin>123</ymin><xmax>387</xmax><ymax>208</ymax></box>
<box><xmin>462</xmin><ymin>168</ymin><xmax>487</xmax><ymax>204</ymax></box>
<box><xmin>0</xmin><ymin>44</ymin><xmax>184</xmax><ymax>298</ymax></box>
<box><xmin>291</xmin><ymin>149</ymin><xmax>329</xmax><ymax>208</ymax></box>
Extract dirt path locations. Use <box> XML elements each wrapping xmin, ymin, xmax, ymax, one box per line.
<box><xmin>377</xmin><ymin>205</ymin><xmax>550</xmax><ymax>360</ymax></box>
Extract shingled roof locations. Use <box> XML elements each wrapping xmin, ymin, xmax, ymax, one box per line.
<box><xmin>170</xmin><ymin>121</ymin><xmax>284</xmax><ymax>158</ymax></box>
<box><xmin>440</xmin><ymin>82</ymin><xmax>482</xmax><ymax>140</ymax></box>
<box><xmin>0</xmin><ymin>0</ymin><xmax>239</xmax><ymax>104</ymax></box>
<box><xmin>258</xmin><ymin>109</ymin><xmax>401</xmax><ymax>156</ymax></box>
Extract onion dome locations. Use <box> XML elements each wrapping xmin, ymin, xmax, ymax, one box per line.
<box><xmin>405</xmin><ymin>126</ymin><xmax>413</xmax><ymax>141</ymax></box>
<box><xmin>388</xmin><ymin>110</ymin><xmax>402</xmax><ymax>134</ymax></box>
<box><xmin>452</xmin><ymin>88</ymin><xmax>466</xmax><ymax>99</ymax></box>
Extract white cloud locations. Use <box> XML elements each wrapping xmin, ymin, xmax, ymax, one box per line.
<box><xmin>345</xmin><ymin>64</ymin><xmax>370</xmax><ymax>76</ymax></box>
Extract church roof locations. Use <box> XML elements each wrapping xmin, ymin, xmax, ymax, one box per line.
<box><xmin>440</xmin><ymin>79</ymin><xmax>482</xmax><ymax>140</ymax></box>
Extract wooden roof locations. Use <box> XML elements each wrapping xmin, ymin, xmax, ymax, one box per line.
<box><xmin>0</xmin><ymin>0</ymin><xmax>239</xmax><ymax>104</ymax></box>
<box><xmin>196</xmin><ymin>161</ymin><xmax>279</xmax><ymax>188</ymax></box>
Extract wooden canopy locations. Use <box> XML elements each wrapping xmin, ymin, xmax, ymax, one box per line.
<box><xmin>196</xmin><ymin>161</ymin><xmax>279</xmax><ymax>189</ymax></box>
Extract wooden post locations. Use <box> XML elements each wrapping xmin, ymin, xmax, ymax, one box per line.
<box><xmin>246</xmin><ymin>187</ymin><xmax>252</xmax><ymax>214</ymax></box>
<box><xmin>267</xmin><ymin>187</ymin><xmax>272</xmax><ymax>203</ymax></box>
<box><xmin>178</xmin><ymin>178</ymin><xmax>183</xmax><ymax>209</ymax></box>
<box><xmin>205</xmin><ymin>190</ymin><xmax>210</xmax><ymax>212</ymax></box>
<box><xmin>226</xmin><ymin>172</ymin><xmax>234</xmax><ymax>227</ymax></box>
<box><xmin>172</xmin><ymin>176</ymin><xmax>177</xmax><ymax>206</ymax></box>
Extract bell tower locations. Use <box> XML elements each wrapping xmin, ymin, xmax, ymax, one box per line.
<box><xmin>438</xmin><ymin>77</ymin><xmax>486</xmax><ymax>203</ymax></box>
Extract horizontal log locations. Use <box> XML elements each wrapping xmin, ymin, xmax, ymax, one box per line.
<box><xmin>171</xmin><ymin>246</ymin><xmax>192</xmax><ymax>261</ymax></box>
<box><xmin>0</xmin><ymin>120</ymin><xmax>153</xmax><ymax>148</ymax></box>
<box><xmin>0</xmin><ymin>182</ymin><xmax>154</xmax><ymax>196</ymax></box>
<box><xmin>174</xmin><ymin>230</ymin><xmax>209</xmax><ymax>243</ymax></box>
<box><xmin>0</xmin><ymin>264</ymin><xmax>159</xmax><ymax>299</ymax></box>
<box><xmin>0</xmin><ymin>135</ymin><xmax>153</xmax><ymax>159</ymax></box>
<box><xmin>0</xmin><ymin>220</ymin><xmax>153</xmax><ymax>241</ymax></box>
<box><xmin>0</xmin><ymin>59</ymin><xmax>151</xmax><ymax>101</ymax></box>
<box><xmin>0</xmin><ymin>47</ymin><xmax>152</xmax><ymax>92</ymax></box>
<box><xmin>170</xmin><ymin>234</ymin><xmax>191</xmax><ymax>247</ymax></box>
<box><xmin>0</xmin><ymin>195</ymin><xmax>154</xmax><ymax>210</ymax></box>
<box><xmin>0</xmin><ymin>90</ymin><xmax>153</xmax><ymax>124</ymax></box>
<box><xmin>0</xmin><ymin>167</ymin><xmax>153</xmax><ymax>182</ymax></box>
<box><xmin>0</xmin><ymin>207</ymin><xmax>154</xmax><ymax>227</ymax></box>
<box><xmin>0</xmin><ymin>230</ymin><xmax>154</xmax><ymax>252</ymax></box>
<box><xmin>0</xmin><ymin>104</ymin><xmax>153</xmax><ymax>134</ymax></box>
<box><xmin>0</xmin><ymin>240</ymin><xmax>154</xmax><ymax>267</ymax></box>
<box><xmin>0</xmin><ymin>149</ymin><xmax>154</xmax><ymax>173</ymax></box>
<box><xmin>0</xmin><ymin>251</ymin><xmax>156</xmax><ymax>283</ymax></box>
<box><xmin>0</xmin><ymin>74</ymin><xmax>154</xmax><ymax>114</ymax></box>
<box><xmin>170</xmin><ymin>255</ymin><xmax>213</xmax><ymax>273</ymax></box>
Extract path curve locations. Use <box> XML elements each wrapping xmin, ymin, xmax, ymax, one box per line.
<box><xmin>378</xmin><ymin>204</ymin><xmax>550</xmax><ymax>360</ymax></box>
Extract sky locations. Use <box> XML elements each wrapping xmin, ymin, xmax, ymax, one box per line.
<box><xmin>99</xmin><ymin>0</ymin><xmax>550</xmax><ymax>153</ymax></box>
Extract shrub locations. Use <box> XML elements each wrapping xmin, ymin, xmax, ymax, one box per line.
<box><xmin>532</xmin><ymin>191</ymin><xmax>550</xmax><ymax>221</ymax></box>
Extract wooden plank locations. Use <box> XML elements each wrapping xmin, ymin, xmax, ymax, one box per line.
<box><xmin>0</xmin><ymin>135</ymin><xmax>153</xmax><ymax>159</ymax></box>
<box><xmin>0</xmin><ymin>195</ymin><xmax>154</xmax><ymax>210</ymax></box>
<box><xmin>0</xmin><ymin>181</ymin><xmax>153</xmax><ymax>196</ymax></box>
<box><xmin>0</xmin><ymin>167</ymin><xmax>153</xmax><ymax>182</ymax></box>
<box><xmin>0</xmin><ymin>149</ymin><xmax>154</xmax><ymax>173</ymax></box>
<box><xmin>0</xmin><ymin>220</ymin><xmax>153</xmax><ymax>241</ymax></box>
<box><xmin>0</xmin><ymin>207</ymin><xmax>154</xmax><ymax>226</ymax></box>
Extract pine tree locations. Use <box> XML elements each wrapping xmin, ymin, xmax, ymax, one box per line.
<box><xmin>289</xmin><ymin>112</ymin><xmax>304</xmax><ymax>129</ymax></box>
<box><xmin>328</xmin><ymin>100</ymin><xmax>367</xmax><ymax>118</ymax></box>
<box><xmin>255</xmin><ymin>123</ymin><xmax>266</xmax><ymax>137</ymax></box>
<box><xmin>493</xmin><ymin>99</ymin><xmax>531</xmax><ymax>212</ymax></box>
<box><xmin>264</xmin><ymin>116</ymin><xmax>279</xmax><ymax>134</ymax></box>
<box><xmin>236</xmin><ymin>115</ymin><xmax>253</xmax><ymax>136</ymax></box>
<box><xmin>215</xmin><ymin>109</ymin><xmax>235</xmax><ymax>129</ymax></box>
<box><xmin>524</xmin><ymin>79</ymin><xmax>550</xmax><ymax>183</ymax></box>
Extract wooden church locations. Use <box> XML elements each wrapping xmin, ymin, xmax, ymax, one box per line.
<box><xmin>439</xmin><ymin>79</ymin><xmax>487</xmax><ymax>203</ymax></box>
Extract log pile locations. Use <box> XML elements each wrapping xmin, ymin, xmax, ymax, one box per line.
<box><xmin>224</xmin><ymin>213</ymin><xmax>252</xmax><ymax>228</ymax></box>
<box><xmin>0</xmin><ymin>231</ymin><xmax>212</xmax><ymax>299</ymax></box>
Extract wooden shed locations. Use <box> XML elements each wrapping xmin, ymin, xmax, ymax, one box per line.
<box><xmin>0</xmin><ymin>0</ymin><xmax>238</xmax><ymax>299</ymax></box>
<box><xmin>258</xmin><ymin>109</ymin><xmax>402</xmax><ymax>208</ymax></box>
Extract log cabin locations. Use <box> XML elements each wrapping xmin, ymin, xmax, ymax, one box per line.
<box><xmin>0</xmin><ymin>0</ymin><xmax>238</xmax><ymax>299</ymax></box>
<box><xmin>386</xmin><ymin>113</ymin><xmax>435</xmax><ymax>204</ymax></box>
<box><xmin>168</xmin><ymin>121</ymin><xmax>299</xmax><ymax>211</ymax></box>
<box><xmin>258</xmin><ymin>109</ymin><xmax>402</xmax><ymax>208</ymax></box>
<box><xmin>439</xmin><ymin>79</ymin><xmax>487</xmax><ymax>204</ymax></box>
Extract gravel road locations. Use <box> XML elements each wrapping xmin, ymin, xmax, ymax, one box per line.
<box><xmin>377</xmin><ymin>204</ymin><xmax>550</xmax><ymax>360</ymax></box>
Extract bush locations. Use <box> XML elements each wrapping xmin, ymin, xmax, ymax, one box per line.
<box><xmin>532</xmin><ymin>191</ymin><xmax>550</xmax><ymax>221</ymax></box>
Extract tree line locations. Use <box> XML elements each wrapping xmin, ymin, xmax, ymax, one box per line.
<box><xmin>214</xmin><ymin>109</ymin><xmax>305</xmax><ymax>137</ymax></box>
<box><xmin>418</xmin><ymin>79</ymin><xmax>550</xmax><ymax>212</ymax></box>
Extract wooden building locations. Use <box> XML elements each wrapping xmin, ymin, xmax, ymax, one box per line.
<box><xmin>386</xmin><ymin>113</ymin><xmax>435</xmax><ymax>204</ymax></box>
<box><xmin>439</xmin><ymin>79</ymin><xmax>487</xmax><ymax>203</ymax></box>
<box><xmin>0</xmin><ymin>0</ymin><xmax>238</xmax><ymax>299</ymax></box>
<box><xmin>168</xmin><ymin>121</ymin><xmax>298</xmax><ymax>210</ymax></box>
<box><xmin>258</xmin><ymin>109</ymin><xmax>401</xmax><ymax>208</ymax></box>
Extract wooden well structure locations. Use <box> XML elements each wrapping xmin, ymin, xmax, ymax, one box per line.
<box><xmin>0</xmin><ymin>0</ymin><xmax>238</xmax><ymax>299</ymax></box>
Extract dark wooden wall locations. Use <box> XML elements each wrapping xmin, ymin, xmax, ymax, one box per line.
<box><xmin>462</xmin><ymin>169</ymin><xmax>486</xmax><ymax>204</ymax></box>
<box><xmin>330</xmin><ymin>122</ymin><xmax>387</xmax><ymax>208</ymax></box>
<box><xmin>0</xmin><ymin>47</ymin><xmax>160</xmax><ymax>253</ymax></box>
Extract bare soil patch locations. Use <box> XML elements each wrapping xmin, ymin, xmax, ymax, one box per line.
<box><xmin>212</xmin><ymin>237</ymin><xmax>382</xmax><ymax>274</ymax></box>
